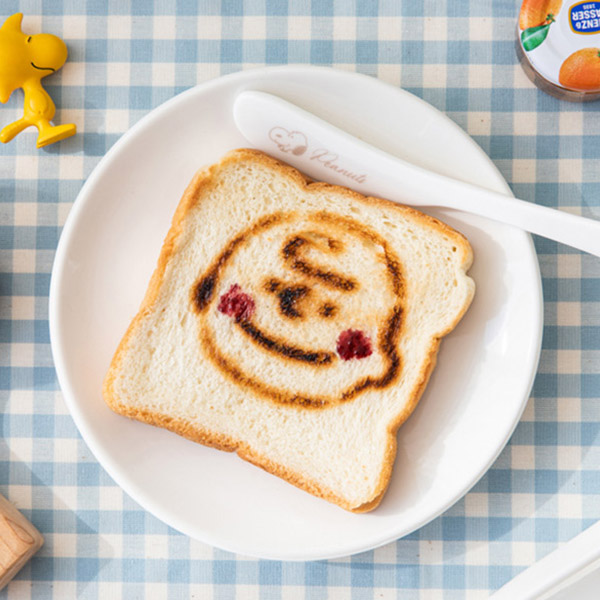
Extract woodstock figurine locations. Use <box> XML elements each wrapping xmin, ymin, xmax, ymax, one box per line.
<box><xmin>0</xmin><ymin>13</ymin><xmax>76</xmax><ymax>148</ymax></box>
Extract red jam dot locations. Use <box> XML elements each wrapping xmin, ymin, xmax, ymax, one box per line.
<box><xmin>217</xmin><ymin>284</ymin><xmax>255</xmax><ymax>322</ymax></box>
<box><xmin>337</xmin><ymin>329</ymin><xmax>372</xmax><ymax>361</ymax></box>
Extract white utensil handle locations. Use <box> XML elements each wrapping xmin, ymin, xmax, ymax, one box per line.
<box><xmin>491</xmin><ymin>520</ymin><xmax>600</xmax><ymax>600</ymax></box>
<box><xmin>233</xmin><ymin>91</ymin><xmax>600</xmax><ymax>257</ymax></box>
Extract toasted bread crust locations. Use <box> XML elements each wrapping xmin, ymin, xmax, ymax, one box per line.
<box><xmin>103</xmin><ymin>148</ymin><xmax>474</xmax><ymax>512</ymax></box>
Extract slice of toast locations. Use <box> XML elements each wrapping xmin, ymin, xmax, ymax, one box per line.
<box><xmin>103</xmin><ymin>149</ymin><xmax>475</xmax><ymax>512</ymax></box>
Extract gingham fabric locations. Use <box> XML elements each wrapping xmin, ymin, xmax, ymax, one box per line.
<box><xmin>1</xmin><ymin>1</ymin><xmax>599</xmax><ymax>598</ymax></box>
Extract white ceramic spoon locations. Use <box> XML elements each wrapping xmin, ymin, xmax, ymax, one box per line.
<box><xmin>233</xmin><ymin>90</ymin><xmax>600</xmax><ymax>257</ymax></box>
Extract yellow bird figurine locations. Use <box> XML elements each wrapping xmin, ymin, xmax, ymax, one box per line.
<box><xmin>0</xmin><ymin>13</ymin><xmax>76</xmax><ymax>148</ymax></box>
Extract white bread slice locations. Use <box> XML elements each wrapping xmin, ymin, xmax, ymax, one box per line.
<box><xmin>103</xmin><ymin>149</ymin><xmax>475</xmax><ymax>512</ymax></box>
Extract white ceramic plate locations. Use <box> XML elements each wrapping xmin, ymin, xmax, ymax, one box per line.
<box><xmin>49</xmin><ymin>66</ymin><xmax>543</xmax><ymax>561</ymax></box>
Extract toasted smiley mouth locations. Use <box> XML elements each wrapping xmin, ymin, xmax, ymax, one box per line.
<box><xmin>237</xmin><ymin>319</ymin><xmax>374</xmax><ymax>364</ymax></box>
<box><xmin>236</xmin><ymin>318</ymin><xmax>335</xmax><ymax>365</ymax></box>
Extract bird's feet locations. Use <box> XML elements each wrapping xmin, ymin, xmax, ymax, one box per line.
<box><xmin>0</xmin><ymin>118</ymin><xmax>30</xmax><ymax>143</ymax></box>
<box><xmin>36</xmin><ymin>122</ymin><xmax>76</xmax><ymax>148</ymax></box>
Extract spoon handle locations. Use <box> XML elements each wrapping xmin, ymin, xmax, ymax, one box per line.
<box><xmin>234</xmin><ymin>91</ymin><xmax>600</xmax><ymax>257</ymax></box>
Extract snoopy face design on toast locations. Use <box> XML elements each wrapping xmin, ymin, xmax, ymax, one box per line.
<box><xmin>269</xmin><ymin>127</ymin><xmax>308</xmax><ymax>156</ymax></box>
<box><xmin>192</xmin><ymin>212</ymin><xmax>404</xmax><ymax>407</ymax></box>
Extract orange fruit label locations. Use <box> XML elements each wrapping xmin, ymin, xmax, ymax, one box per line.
<box><xmin>519</xmin><ymin>0</ymin><xmax>564</xmax><ymax>29</ymax></box>
<box><xmin>559</xmin><ymin>47</ymin><xmax>600</xmax><ymax>88</ymax></box>
<box><xmin>519</xmin><ymin>0</ymin><xmax>600</xmax><ymax>95</ymax></box>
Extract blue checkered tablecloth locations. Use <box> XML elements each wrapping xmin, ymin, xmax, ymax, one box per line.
<box><xmin>1</xmin><ymin>1</ymin><xmax>600</xmax><ymax>598</ymax></box>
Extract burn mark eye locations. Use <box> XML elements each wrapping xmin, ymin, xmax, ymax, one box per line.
<box><xmin>319</xmin><ymin>303</ymin><xmax>337</xmax><ymax>318</ymax></box>
<box><xmin>264</xmin><ymin>278</ymin><xmax>309</xmax><ymax>319</ymax></box>
<box><xmin>265</xmin><ymin>278</ymin><xmax>281</xmax><ymax>293</ymax></box>
<box><xmin>278</xmin><ymin>286</ymin><xmax>309</xmax><ymax>318</ymax></box>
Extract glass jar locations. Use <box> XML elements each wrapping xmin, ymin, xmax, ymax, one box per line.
<box><xmin>517</xmin><ymin>0</ymin><xmax>600</xmax><ymax>101</ymax></box>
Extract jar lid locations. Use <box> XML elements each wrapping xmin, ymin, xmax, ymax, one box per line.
<box><xmin>518</xmin><ymin>1</ymin><xmax>600</xmax><ymax>99</ymax></box>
